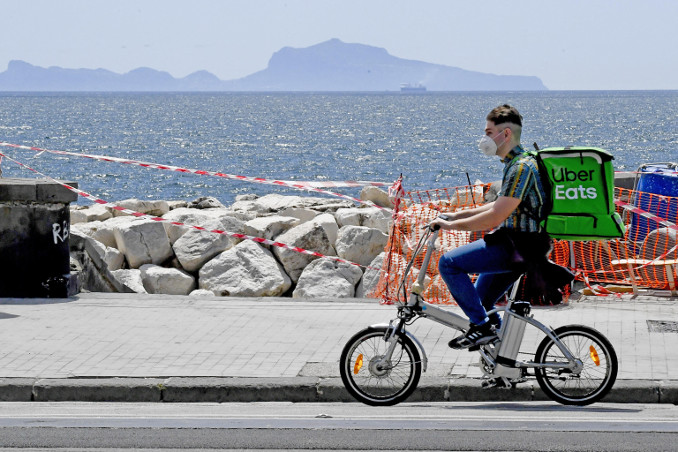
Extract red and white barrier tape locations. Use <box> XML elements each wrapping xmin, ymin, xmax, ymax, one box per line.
<box><xmin>580</xmin><ymin>273</ymin><xmax>622</xmax><ymax>298</ymax></box>
<box><xmin>387</xmin><ymin>174</ymin><xmax>404</xmax><ymax>219</ymax></box>
<box><xmin>0</xmin><ymin>150</ymin><xmax>383</xmax><ymax>273</ymax></box>
<box><xmin>0</xmin><ymin>141</ymin><xmax>393</xmax><ymax>211</ymax></box>
<box><xmin>615</xmin><ymin>198</ymin><xmax>678</xmax><ymax>232</ymax></box>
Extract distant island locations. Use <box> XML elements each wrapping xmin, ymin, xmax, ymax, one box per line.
<box><xmin>0</xmin><ymin>39</ymin><xmax>547</xmax><ymax>92</ymax></box>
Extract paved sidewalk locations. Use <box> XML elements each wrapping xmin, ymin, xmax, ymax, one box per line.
<box><xmin>0</xmin><ymin>292</ymin><xmax>677</xmax><ymax>403</ymax></box>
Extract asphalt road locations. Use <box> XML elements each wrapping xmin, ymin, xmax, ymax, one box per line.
<box><xmin>0</xmin><ymin>401</ymin><xmax>677</xmax><ymax>451</ymax></box>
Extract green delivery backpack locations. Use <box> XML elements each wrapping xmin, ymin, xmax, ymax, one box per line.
<box><xmin>526</xmin><ymin>146</ymin><xmax>625</xmax><ymax>241</ymax></box>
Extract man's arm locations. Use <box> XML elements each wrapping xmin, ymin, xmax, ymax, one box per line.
<box><xmin>441</xmin><ymin>202</ymin><xmax>494</xmax><ymax>220</ymax></box>
<box><xmin>432</xmin><ymin>196</ymin><xmax>520</xmax><ymax>231</ymax></box>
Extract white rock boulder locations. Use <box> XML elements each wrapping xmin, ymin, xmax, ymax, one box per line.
<box><xmin>87</xmin><ymin>238</ymin><xmax>125</xmax><ymax>271</ymax></box>
<box><xmin>360</xmin><ymin>186</ymin><xmax>394</xmax><ymax>208</ymax></box>
<box><xmin>69</xmin><ymin>207</ymin><xmax>88</xmax><ymax>224</ymax></box>
<box><xmin>113</xmin><ymin>219</ymin><xmax>173</xmax><ymax>268</ymax></box>
<box><xmin>162</xmin><ymin>208</ymin><xmax>222</xmax><ymax>244</ymax></box>
<box><xmin>73</xmin><ymin>204</ymin><xmax>112</xmax><ymax>223</ymax></box>
<box><xmin>272</xmin><ymin>222</ymin><xmax>336</xmax><ymax>283</ymax></box>
<box><xmin>188</xmin><ymin>196</ymin><xmax>226</xmax><ymax>209</ymax></box>
<box><xmin>189</xmin><ymin>289</ymin><xmax>217</xmax><ymax>297</ymax></box>
<box><xmin>109</xmin><ymin>199</ymin><xmax>170</xmax><ymax>217</ymax></box>
<box><xmin>243</xmin><ymin>216</ymin><xmax>300</xmax><ymax>241</ymax></box>
<box><xmin>172</xmin><ymin>219</ymin><xmax>237</xmax><ymax>272</ymax></box>
<box><xmin>312</xmin><ymin>213</ymin><xmax>339</xmax><ymax>245</ymax></box>
<box><xmin>199</xmin><ymin>240</ymin><xmax>292</xmax><ymax>297</ymax></box>
<box><xmin>335</xmin><ymin>225</ymin><xmax>388</xmax><ymax>267</ymax></box>
<box><xmin>355</xmin><ymin>252</ymin><xmax>386</xmax><ymax>298</ymax></box>
<box><xmin>334</xmin><ymin>207</ymin><xmax>392</xmax><ymax>234</ymax></box>
<box><xmin>361</xmin><ymin>207</ymin><xmax>392</xmax><ymax>234</ymax></box>
<box><xmin>73</xmin><ymin>216</ymin><xmax>137</xmax><ymax>249</ymax></box>
<box><xmin>139</xmin><ymin>264</ymin><xmax>196</xmax><ymax>295</ymax></box>
<box><xmin>293</xmin><ymin>258</ymin><xmax>363</xmax><ymax>298</ymax></box>
<box><xmin>167</xmin><ymin>200</ymin><xmax>188</xmax><ymax>210</ymax></box>
<box><xmin>334</xmin><ymin>208</ymin><xmax>363</xmax><ymax>228</ymax></box>
<box><xmin>230</xmin><ymin>193</ymin><xmax>353</xmax><ymax>215</ymax></box>
<box><xmin>110</xmin><ymin>269</ymin><xmax>147</xmax><ymax>293</ymax></box>
<box><xmin>162</xmin><ymin>208</ymin><xmax>245</xmax><ymax>244</ymax></box>
<box><xmin>280</xmin><ymin>207</ymin><xmax>318</xmax><ymax>222</ymax></box>
<box><xmin>71</xmin><ymin>220</ymin><xmax>106</xmax><ymax>242</ymax></box>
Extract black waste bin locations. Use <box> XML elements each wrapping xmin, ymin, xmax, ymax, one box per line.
<box><xmin>0</xmin><ymin>178</ymin><xmax>79</xmax><ymax>297</ymax></box>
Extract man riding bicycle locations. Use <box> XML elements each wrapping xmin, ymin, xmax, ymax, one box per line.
<box><xmin>430</xmin><ymin>104</ymin><xmax>551</xmax><ymax>349</ymax></box>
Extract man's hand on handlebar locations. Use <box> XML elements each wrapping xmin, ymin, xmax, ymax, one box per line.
<box><xmin>428</xmin><ymin>214</ymin><xmax>454</xmax><ymax>231</ymax></box>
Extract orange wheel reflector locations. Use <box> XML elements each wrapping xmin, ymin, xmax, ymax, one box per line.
<box><xmin>353</xmin><ymin>354</ymin><xmax>364</xmax><ymax>375</ymax></box>
<box><xmin>590</xmin><ymin>345</ymin><xmax>601</xmax><ymax>366</ymax></box>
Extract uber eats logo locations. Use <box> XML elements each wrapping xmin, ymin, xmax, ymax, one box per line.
<box><xmin>552</xmin><ymin>167</ymin><xmax>598</xmax><ymax>200</ymax></box>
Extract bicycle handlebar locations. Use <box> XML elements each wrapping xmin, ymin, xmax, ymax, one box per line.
<box><xmin>424</xmin><ymin>214</ymin><xmax>450</xmax><ymax>232</ymax></box>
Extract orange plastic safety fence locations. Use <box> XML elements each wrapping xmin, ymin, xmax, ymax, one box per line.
<box><xmin>573</xmin><ymin>186</ymin><xmax>678</xmax><ymax>291</ymax></box>
<box><xmin>374</xmin><ymin>185</ymin><xmax>678</xmax><ymax>305</ymax></box>
<box><xmin>375</xmin><ymin>183</ymin><xmax>491</xmax><ymax>305</ymax></box>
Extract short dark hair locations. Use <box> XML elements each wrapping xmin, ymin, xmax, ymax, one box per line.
<box><xmin>486</xmin><ymin>104</ymin><xmax>522</xmax><ymax>127</ymax></box>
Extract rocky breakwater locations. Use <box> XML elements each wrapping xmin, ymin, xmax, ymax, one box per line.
<box><xmin>68</xmin><ymin>187</ymin><xmax>393</xmax><ymax>299</ymax></box>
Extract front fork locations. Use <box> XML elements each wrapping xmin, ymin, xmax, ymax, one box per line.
<box><xmin>375</xmin><ymin>317</ymin><xmax>429</xmax><ymax>373</ymax></box>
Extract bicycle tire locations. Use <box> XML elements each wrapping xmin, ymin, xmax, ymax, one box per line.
<box><xmin>534</xmin><ymin>324</ymin><xmax>617</xmax><ymax>406</ymax></box>
<box><xmin>340</xmin><ymin>326</ymin><xmax>421</xmax><ymax>406</ymax></box>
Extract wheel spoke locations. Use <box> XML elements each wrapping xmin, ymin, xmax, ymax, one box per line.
<box><xmin>535</xmin><ymin>326</ymin><xmax>617</xmax><ymax>405</ymax></box>
<box><xmin>340</xmin><ymin>328</ymin><xmax>421</xmax><ymax>405</ymax></box>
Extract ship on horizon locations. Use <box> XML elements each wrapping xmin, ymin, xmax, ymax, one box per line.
<box><xmin>400</xmin><ymin>83</ymin><xmax>427</xmax><ymax>92</ymax></box>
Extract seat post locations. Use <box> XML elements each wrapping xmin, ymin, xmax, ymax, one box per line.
<box><xmin>507</xmin><ymin>274</ymin><xmax>524</xmax><ymax>304</ymax></box>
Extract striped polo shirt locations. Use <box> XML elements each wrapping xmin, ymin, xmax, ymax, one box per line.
<box><xmin>499</xmin><ymin>145</ymin><xmax>546</xmax><ymax>233</ymax></box>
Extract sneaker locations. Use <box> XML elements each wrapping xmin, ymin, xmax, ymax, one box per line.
<box><xmin>448</xmin><ymin>322</ymin><xmax>498</xmax><ymax>349</ymax></box>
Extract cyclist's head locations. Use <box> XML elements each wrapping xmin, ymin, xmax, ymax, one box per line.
<box><xmin>486</xmin><ymin>104</ymin><xmax>522</xmax><ymax>145</ymax></box>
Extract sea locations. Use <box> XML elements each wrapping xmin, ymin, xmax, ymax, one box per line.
<box><xmin>0</xmin><ymin>91</ymin><xmax>676</xmax><ymax>205</ymax></box>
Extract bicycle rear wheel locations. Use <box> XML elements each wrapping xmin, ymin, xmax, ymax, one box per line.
<box><xmin>340</xmin><ymin>326</ymin><xmax>421</xmax><ymax>406</ymax></box>
<box><xmin>534</xmin><ymin>325</ymin><xmax>617</xmax><ymax>406</ymax></box>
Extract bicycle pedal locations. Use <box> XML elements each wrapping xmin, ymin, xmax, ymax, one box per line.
<box><xmin>481</xmin><ymin>379</ymin><xmax>496</xmax><ymax>389</ymax></box>
<box><xmin>482</xmin><ymin>377</ymin><xmax>521</xmax><ymax>389</ymax></box>
<box><xmin>481</xmin><ymin>378</ymin><xmax>507</xmax><ymax>389</ymax></box>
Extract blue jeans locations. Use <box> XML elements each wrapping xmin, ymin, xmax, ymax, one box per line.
<box><xmin>438</xmin><ymin>238</ymin><xmax>523</xmax><ymax>326</ymax></box>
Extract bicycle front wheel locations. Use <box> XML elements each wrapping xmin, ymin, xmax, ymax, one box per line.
<box><xmin>339</xmin><ymin>326</ymin><xmax>421</xmax><ymax>406</ymax></box>
<box><xmin>535</xmin><ymin>325</ymin><xmax>618</xmax><ymax>406</ymax></box>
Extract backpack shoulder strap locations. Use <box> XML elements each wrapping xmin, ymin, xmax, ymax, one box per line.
<box><xmin>519</xmin><ymin>149</ymin><xmax>550</xmax><ymax>223</ymax></box>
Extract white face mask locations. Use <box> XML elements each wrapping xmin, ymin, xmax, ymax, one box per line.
<box><xmin>478</xmin><ymin>130</ymin><xmax>507</xmax><ymax>157</ymax></box>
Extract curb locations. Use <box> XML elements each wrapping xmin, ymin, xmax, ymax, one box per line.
<box><xmin>1</xmin><ymin>377</ymin><xmax>677</xmax><ymax>404</ymax></box>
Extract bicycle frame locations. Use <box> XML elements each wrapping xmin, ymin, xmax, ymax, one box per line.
<box><xmin>379</xmin><ymin>227</ymin><xmax>582</xmax><ymax>378</ymax></box>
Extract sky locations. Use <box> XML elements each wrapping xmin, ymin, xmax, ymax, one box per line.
<box><xmin>1</xmin><ymin>0</ymin><xmax>676</xmax><ymax>90</ymax></box>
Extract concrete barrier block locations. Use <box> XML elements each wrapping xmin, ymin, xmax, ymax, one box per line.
<box><xmin>446</xmin><ymin>378</ymin><xmax>535</xmax><ymax>402</ymax></box>
<box><xmin>35</xmin><ymin>180</ymin><xmax>78</xmax><ymax>203</ymax></box>
<box><xmin>659</xmin><ymin>380</ymin><xmax>678</xmax><ymax>404</ymax></box>
<box><xmin>0</xmin><ymin>180</ymin><xmax>36</xmax><ymax>201</ymax></box>
<box><xmin>601</xmin><ymin>380</ymin><xmax>660</xmax><ymax>403</ymax></box>
<box><xmin>408</xmin><ymin>377</ymin><xmax>449</xmax><ymax>402</ymax></box>
<box><xmin>0</xmin><ymin>378</ymin><xmax>36</xmax><ymax>401</ymax></box>
<box><xmin>162</xmin><ymin>377</ymin><xmax>320</xmax><ymax>403</ymax></box>
<box><xmin>0</xmin><ymin>178</ymin><xmax>78</xmax><ymax>203</ymax></box>
<box><xmin>32</xmin><ymin>378</ymin><xmax>164</xmax><ymax>402</ymax></box>
<box><xmin>317</xmin><ymin>377</ymin><xmax>354</xmax><ymax>402</ymax></box>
